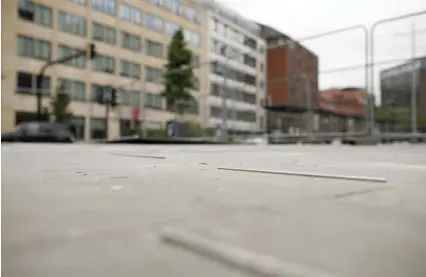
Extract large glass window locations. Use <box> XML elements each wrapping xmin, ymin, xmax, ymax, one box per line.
<box><xmin>70</xmin><ymin>117</ymin><xmax>85</xmax><ymax>140</ymax></box>
<box><xmin>16</xmin><ymin>71</ymin><xmax>50</xmax><ymax>95</ymax></box>
<box><xmin>144</xmin><ymin>66</ymin><xmax>163</xmax><ymax>83</ymax></box>
<box><xmin>121</xmin><ymin>31</ymin><xmax>141</xmax><ymax>52</ymax></box>
<box><xmin>145</xmin><ymin>39</ymin><xmax>163</xmax><ymax>58</ymax></box>
<box><xmin>18</xmin><ymin>35</ymin><xmax>51</xmax><ymax>60</ymax></box>
<box><xmin>92</xmin><ymin>54</ymin><xmax>115</xmax><ymax>74</ymax></box>
<box><xmin>90</xmin><ymin>118</ymin><xmax>107</xmax><ymax>139</ymax></box>
<box><xmin>120</xmin><ymin>60</ymin><xmax>141</xmax><ymax>79</ymax></box>
<box><xmin>119</xmin><ymin>3</ymin><xmax>141</xmax><ymax>24</ymax></box>
<box><xmin>92</xmin><ymin>22</ymin><xmax>116</xmax><ymax>44</ymax></box>
<box><xmin>145</xmin><ymin>93</ymin><xmax>163</xmax><ymax>109</ymax></box>
<box><xmin>183</xmin><ymin>29</ymin><xmax>200</xmax><ymax>45</ymax></box>
<box><xmin>58</xmin><ymin>12</ymin><xmax>86</xmax><ymax>37</ymax></box>
<box><xmin>145</xmin><ymin>13</ymin><xmax>163</xmax><ymax>33</ymax></box>
<box><xmin>165</xmin><ymin>22</ymin><xmax>179</xmax><ymax>37</ymax></box>
<box><xmin>57</xmin><ymin>78</ymin><xmax>86</xmax><ymax>101</ymax></box>
<box><xmin>18</xmin><ymin>0</ymin><xmax>52</xmax><ymax>27</ymax></box>
<box><xmin>92</xmin><ymin>0</ymin><xmax>116</xmax><ymax>15</ymax></box>
<box><xmin>57</xmin><ymin>44</ymin><xmax>86</xmax><ymax>68</ymax></box>
<box><xmin>185</xmin><ymin>7</ymin><xmax>200</xmax><ymax>23</ymax></box>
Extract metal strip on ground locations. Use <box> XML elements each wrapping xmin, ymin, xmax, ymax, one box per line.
<box><xmin>110</xmin><ymin>153</ymin><xmax>166</xmax><ymax>159</ymax></box>
<box><xmin>217</xmin><ymin>167</ymin><xmax>387</xmax><ymax>183</ymax></box>
<box><xmin>160</xmin><ymin>227</ymin><xmax>343</xmax><ymax>277</ymax></box>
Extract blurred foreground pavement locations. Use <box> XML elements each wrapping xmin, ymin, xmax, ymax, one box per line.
<box><xmin>2</xmin><ymin>143</ymin><xmax>426</xmax><ymax>277</ymax></box>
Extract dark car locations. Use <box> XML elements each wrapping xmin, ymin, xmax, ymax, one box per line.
<box><xmin>1</xmin><ymin>122</ymin><xmax>75</xmax><ymax>143</ymax></box>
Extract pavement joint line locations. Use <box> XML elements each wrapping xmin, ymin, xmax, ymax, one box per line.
<box><xmin>160</xmin><ymin>227</ymin><xmax>344</xmax><ymax>277</ymax></box>
<box><xmin>110</xmin><ymin>153</ymin><xmax>166</xmax><ymax>159</ymax></box>
<box><xmin>217</xmin><ymin>167</ymin><xmax>388</xmax><ymax>183</ymax></box>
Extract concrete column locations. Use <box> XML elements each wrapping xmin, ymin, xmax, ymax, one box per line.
<box><xmin>108</xmin><ymin>116</ymin><xmax>120</xmax><ymax>140</ymax></box>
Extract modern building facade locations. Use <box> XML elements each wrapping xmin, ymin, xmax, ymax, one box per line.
<box><xmin>2</xmin><ymin>0</ymin><xmax>209</xmax><ymax>140</ymax></box>
<box><xmin>258</xmin><ymin>24</ymin><xmax>319</xmax><ymax>134</ymax></box>
<box><xmin>197</xmin><ymin>0</ymin><xmax>267</xmax><ymax>134</ymax></box>
<box><xmin>380</xmin><ymin>57</ymin><xmax>426</xmax><ymax>119</ymax></box>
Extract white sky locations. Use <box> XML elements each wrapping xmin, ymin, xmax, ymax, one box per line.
<box><xmin>218</xmin><ymin>0</ymin><xmax>426</xmax><ymax>102</ymax></box>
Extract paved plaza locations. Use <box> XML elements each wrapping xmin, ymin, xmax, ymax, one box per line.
<box><xmin>2</xmin><ymin>143</ymin><xmax>426</xmax><ymax>277</ymax></box>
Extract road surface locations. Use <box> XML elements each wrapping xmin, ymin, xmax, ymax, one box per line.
<box><xmin>2</xmin><ymin>143</ymin><xmax>426</xmax><ymax>277</ymax></box>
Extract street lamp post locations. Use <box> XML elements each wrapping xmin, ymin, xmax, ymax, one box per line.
<box><xmin>410</xmin><ymin>23</ymin><xmax>418</xmax><ymax>134</ymax></box>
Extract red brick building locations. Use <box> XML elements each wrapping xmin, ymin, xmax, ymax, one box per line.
<box><xmin>319</xmin><ymin>88</ymin><xmax>367</xmax><ymax>117</ymax></box>
<box><xmin>318</xmin><ymin>87</ymin><xmax>367</xmax><ymax>132</ymax></box>
<box><xmin>258</xmin><ymin>23</ymin><xmax>319</xmax><ymax>133</ymax></box>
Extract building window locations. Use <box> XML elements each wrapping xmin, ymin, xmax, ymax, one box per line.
<box><xmin>183</xmin><ymin>29</ymin><xmax>200</xmax><ymax>45</ymax></box>
<box><xmin>148</xmin><ymin>0</ymin><xmax>163</xmax><ymax>6</ymax></box>
<box><xmin>145</xmin><ymin>13</ymin><xmax>164</xmax><ymax>33</ymax></box>
<box><xmin>185</xmin><ymin>7</ymin><xmax>200</xmax><ymax>23</ymax></box>
<box><xmin>91</xmin><ymin>84</ymin><xmax>112</xmax><ymax>102</ymax></box>
<box><xmin>192</xmin><ymin>77</ymin><xmax>200</xmax><ymax>91</ymax></box>
<box><xmin>144</xmin><ymin>66</ymin><xmax>163</xmax><ymax>83</ymax></box>
<box><xmin>165</xmin><ymin>0</ymin><xmax>182</xmax><ymax>14</ymax></box>
<box><xmin>18</xmin><ymin>0</ymin><xmax>52</xmax><ymax>27</ymax></box>
<box><xmin>120</xmin><ymin>60</ymin><xmax>141</xmax><ymax>79</ymax></box>
<box><xmin>92</xmin><ymin>22</ymin><xmax>116</xmax><ymax>45</ymax></box>
<box><xmin>210</xmin><ymin>106</ymin><xmax>222</xmax><ymax>118</ymax></box>
<box><xmin>57</xmin><ymin>78</ymin><xmax>86</xmax><ymax>101</ymax></box>
<box><xmin>145</xmin><ymin>39</ymin><xmax>163</xmax><ymax>58</ymax></box>
<box><xmin>70</xmin><ymin>117</ymin><xmax>85</xmax><ymax>140</ymax></box>
<box><xmin>121</xmin><ymin>31</ymin><xmax>141</xmax><ymax>52</ymax></box>
<box><xmin>211</xmin><ymin>62</ymin><xmax>257</xmax><ymax>86</ymax></box>
<box><xmin>165</xmin><ymin>22</ymin><xmax>179</xmax><ymax>37</ymax></box>
<box><xmin>57</xmin><ymin>45</ymin><xmax>86</xmax><ymax>68</ymax></box>
<box><xmin>92</xmin><ymin>0</ymin><xmax>116</xmax><ymax>15</ymax></box>
<box><xmin>16</xmin><ymin>71</ymin><xmax>50</xmax><ymax>95</ymax></box>
<box><xmin>70</xmin><ymin>0</ymin><xmax>87</xmax><ymax>4</ymax></box>
<box><xmin>244</xmin><ymin>36</ymin><xmax>257</xmax><ymax>50</ymax></box>
<box><xmin>237</xmin><ymin>110</ymin><xmax>256</xmax><ymax>122</ymax></box>
<box><xmin>145</xmin><ymin>93</ymin><xmax>163</xmax><ymax>109</ymax></box>
<box><xmin>90</xmin><ymin>118</ymin><xmax>107</xmax><ymax>139</ymax></box>
<box><xmin>243</xmin><ymin>54</ymin><xmax>257</xmax><ymax>68</ymax></box>
<box><xmin>92</xmin><ymin>55</ymin><xmax>115</xmax><ymax>74</ymax></box>
<box><xmin>18</xmin><ymin>35</ymin><xmax>51</xmax><ymax>60</ymax></box>
<box><xmin>185</xmin><ymin>99</ymin><xmax>199</xmax><ymax>114</ymax></box>
<box><xmin>58</xmin><ymin>12</ymin><xmax>87</xmax><ymax>37</ymax></box>
<box><xmin>120</xmin><ymin>89</ymin><xmax>139</xmax><ymax>107</ymax></box>
<box><xmin>191</xmin><ymin>55</ymin><xmax>200</xmax><ymax>68</ymax></box>
<box><xmin>119</xmin><ymin>3</ymin><xmax>141</xmax><ymax>24</ymax></box>
<box><xmin>210</xmin><ymin>83</ymin><xmax>220</xmax><ymax>96</ymax></box>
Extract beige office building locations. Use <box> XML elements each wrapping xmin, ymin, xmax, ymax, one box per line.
<box><xmin>1</xmin><ymin>0</ymin><xmax>209</xmax><ymax>140</ymax></box>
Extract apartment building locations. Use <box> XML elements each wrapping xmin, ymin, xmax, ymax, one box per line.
<box><xmin>1</xmin><ymin>0</ymin><xmax>208</xmax><ymax>140</ymax></box>
<box><xmin>258</xmin><ymin>23</ymin><xmax>319</xmax><ymax>134</ymax></box>
<box><xmin>197</xmin><ymin>0</ymin><xmax>267</xmax><ymax>134</ymax></box>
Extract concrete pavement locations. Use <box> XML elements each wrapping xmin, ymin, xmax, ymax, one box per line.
<box><xmin>2</xmin><ymin>143</ymin><xmax>426</xmax><ymax>277</ymax></box>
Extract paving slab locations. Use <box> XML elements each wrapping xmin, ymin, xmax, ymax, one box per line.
<box><xmin>2</xmin><ymin>144</ymin><xmax>426</xmax><ymax>277</ymax></box>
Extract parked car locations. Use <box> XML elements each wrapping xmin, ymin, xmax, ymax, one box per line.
<box><xmin>1</xmin><ymin>122</ymin><xmax>75</xmax><ymax>143</ymax></box>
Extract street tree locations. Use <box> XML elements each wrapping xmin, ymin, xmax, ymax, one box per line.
<box><xmin>162</xmin><ymin>28</ymin><xmax>196</xmax><ymax>115</ymax></box>
<box><xmin>50</xmin><ymin>85</ymin><xmax>73</xmax><ymax>123</ymax></box>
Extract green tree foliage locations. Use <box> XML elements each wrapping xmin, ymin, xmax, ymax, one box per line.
<box><xmin>50</xmin><ymin>85</ymin><xmax>73</xmax><ymax>123</ymax></box>
<box><xmin>375</xmin><ymin>107</ymin><xmax>426</xmax><ymax>131</ymax></box>
<box><xmin>162</xmin><ymin>28</ymin><xmax>196</xmax><ymax>115</ymax></box>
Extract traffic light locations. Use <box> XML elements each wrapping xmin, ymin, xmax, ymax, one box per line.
<box><xmin>111</xmin><ymin>88</ymin><xmax>118</xmax><ymax>107</ymax></box>
<box><xmin>89</xmin><ymin>43</ymin><xmax>97</xmax><ymax>59</ymax></box>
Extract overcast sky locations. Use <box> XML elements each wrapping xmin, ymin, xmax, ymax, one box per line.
<box><xmin>218</xmin><ymin>0</ymin><xmax>426</xmax><ymax>102</ymax></box>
